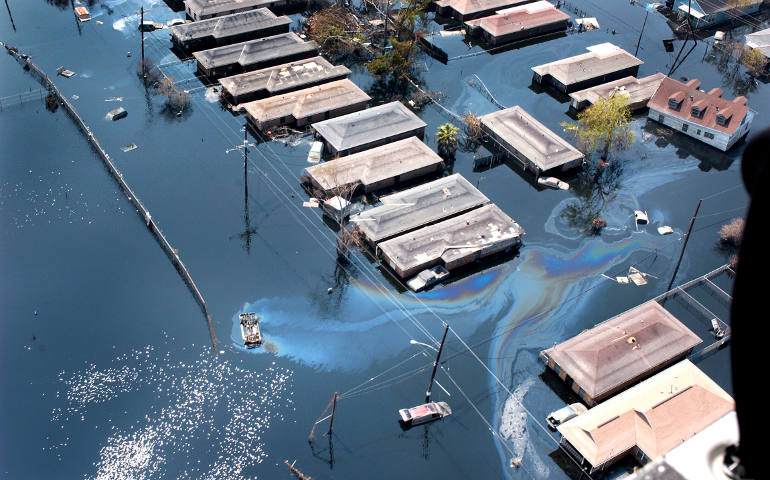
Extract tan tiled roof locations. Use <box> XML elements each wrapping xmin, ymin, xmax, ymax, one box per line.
<box><xmin>558</xmin><ymin>360</ymin><xmax>734</xmax><ymax>468</ymax></box>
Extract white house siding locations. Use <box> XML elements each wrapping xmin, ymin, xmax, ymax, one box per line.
<box><xmin>647</xmin><ymin>107</ymin><xmax>753</xmax><ymax>152</ymax></box>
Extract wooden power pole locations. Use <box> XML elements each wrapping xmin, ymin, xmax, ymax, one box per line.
<box><xmin>327</xmin><ymin>392</ymin><xmax>338</xmax><ymax>436</ymax></box>
<box><xmin>141</xmin><ymin>5</ymin><xmax>146</xmax><ymax>79</ymax></box>
<box><xmin>426</xmin><ymin>324</ymin><xmax>449</xmax><ymax>403</ymax></box>
<box><xmin>667</xmin><ymin>199</ymin><xmax>702</xmax><ymax>292</ymax></box>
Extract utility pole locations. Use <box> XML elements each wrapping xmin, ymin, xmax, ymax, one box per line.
<box><xmin>327</xmin><ymin>392</ymin><xmax>338</xmax><ymax>436</ymax></box>
<box><xmin>228</xmin><ymin>124</ymin><xmax>257</xmax><ymax>252</ymax></box>
<box><xmin>141</xmin><ymin>5</ymin><xmax>146</xmax><ymax>79</ymax></box>
<box><xmin>667</xmin><ymin>199</ymin><xmax>702</xmax><ymax>292</ymax></box>
<box><xmin>426</xmin><ymin>324</ymin><xmax>449</xmax><ymax>403</ymax></box>
<box><xmin>635</xmin><ymin>10</ymin><xmax>648</xmax><ymax>57</ymax></box>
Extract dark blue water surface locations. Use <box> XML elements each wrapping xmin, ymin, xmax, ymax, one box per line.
<box><xmin>1</xmin><ymin>1</ymin><xmax>765</xmax><ymax>478</ymax></box>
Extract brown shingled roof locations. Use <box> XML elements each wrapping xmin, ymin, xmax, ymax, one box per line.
<box><xmin>648</xmin><ymin>76</ymin><xmax>750</xmax><ymax>135</ymax></box>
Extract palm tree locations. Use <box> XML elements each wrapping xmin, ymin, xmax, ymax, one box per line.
<box><xmin>436</xmin><ymin>123</ymin><xmax>460</xmax><ymax>156</ymax></box>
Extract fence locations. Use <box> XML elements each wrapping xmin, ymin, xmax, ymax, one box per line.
<box><xmin>0</xmin><ymin>88</ymin><xmax>47</xmax><ymax>110</ymax></box>
<box><xmin>3</xmin><ymin>42</ymin><xmax>219</xmax><ymax>352</ymax></box>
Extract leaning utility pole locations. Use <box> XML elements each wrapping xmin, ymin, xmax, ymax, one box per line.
<box><xmin>667</xmin><ymin>199</ymin><xmax>702</xmax><ymax>292</ymax></box>
<box><xmin>141</xmin><ymin>5</ymin><xmax>146</xmax><ymax>79</ymax></box>
<box><xmin>327</xmin><ymin>392</ymin><xmax>338</xmax><ymax>436</ymax></box>
<box><xmin>426</xmin><ymin>324</ymin><xmax>449</xmax><ymax>403</ymax></box>
<box><xmin>635</xmin><ymin>10</ymin><xmax>648</xmax><ymax>57</ymax></box>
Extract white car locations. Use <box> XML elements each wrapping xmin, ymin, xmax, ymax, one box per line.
<box><xmin>398</xmin><ymin>401</ymin><xmax>452</xmax><ymax>427</ymax></box>
<box><xmin>307</xmin><ymin>141</ymin><xmax>323</xmax><ymax>163</ymax></box>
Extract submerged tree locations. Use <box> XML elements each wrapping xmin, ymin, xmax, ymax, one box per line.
<box><xmin>365</xmin><ymin>38</ymin><xmax>416</xmax><ymax>79</ymax></box>
<box><xmin>155</xmin><ymin>76</ymin><xmax>190</xmax><ymax>114</ymax></box>
<box><xmin>436</xmin><ymin>123</ymin><xmax>460</xmax><ymax>156</ymax></box>
<box><xmin>562</xmin><ymin>94</ymin><xmax>634</xmax><ymax>161</ymax></box>
<box><xmin>741</xmin><ymin>47</ymin><xmax>768</xmax><ymax>76</ymax></box>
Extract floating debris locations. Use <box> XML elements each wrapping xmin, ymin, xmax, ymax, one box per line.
<box><xmin>71</xmin><ymin>94</ymin><xmax>79</xmax><ymax>100</ymax></box>
<box><xmin>105</xmin><ymin>97</ymin><xmax>124</xmax><ymax>102</ymax></box>
<box><xmin>628</xmin><ymin>266</ymin><xmax>648</xmax><ymax>286</ymax></box>
<box><xmin>120</xmin><ymin>144</ymin><xmax>137</xmax><ymax>153</ymax></box>
<box><xmin>657</xmin><ymin>225</ymin><xmax>674</xmax><ymax>235</ymax></box>
<box><xmin>302</xmin><ymin>198</ymin><xmax>320</xmax><ymax>208</ymax></box>
<box><xmin>575</xmin><ymin>17</ymin><xmax>599</xmax><ymax>31</ymax></box>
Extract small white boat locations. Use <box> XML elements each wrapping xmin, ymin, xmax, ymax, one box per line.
<box><xmin>546</xmin><ymin>403</ymin><xmax>587</xmax><ymax>430</ymax></box>
<box><xmin>537</xmin><ymin>176</ymin><xmax>569</xmax><ymax>190</ymax></box>
<box><xmin>398</xmin><ymin>401</ymin><xmax>451</xmax><ymax>427</ymax></box>
<box><xmin>239</xmin><ymin>312</ymin><xmax>262</xmax><ymax>348</ymax></box>
<box><xmin>634</xmin><ymin>210</ymin><xmax>649</xmax><ymax>224</ymax></box>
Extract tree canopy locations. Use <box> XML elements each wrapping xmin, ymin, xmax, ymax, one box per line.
<box><xmin>561</xmin><ymin>94</ymin><xmax>634</xmax><ymax>161</ymax></box>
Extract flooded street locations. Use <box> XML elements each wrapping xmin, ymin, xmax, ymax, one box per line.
<box><xmin>1</xmin><ymin>0</ymin><xmax>764</xmax><ymax>478</ymax></box>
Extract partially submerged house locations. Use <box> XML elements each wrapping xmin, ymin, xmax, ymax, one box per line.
<box><xmin>557</xmin><ymin>360</ymin><xmax>734</xmax><ymax>474</ymax></box>
<box><xmin>531</xmin><ymin>43</ymin><xmax>643</xmax><ymax>93</ymax></box>
<box><xmin>218</xmin><ymin>57</ymin><xmax>350</xmax><ymax>105</ymax></box>
<box><xmin>303</xmin><ymin>137</ymin><xmax>443</xmax><ymax>195</ymax></box>
<box><xmin>311</xmin><ymin>101</ymin><xmax>427</xmax><ymax>157</ymax></box>
<box><xmin>746</xmin><ymin>27</ymin><xmax>770</xmax><ymax>62</ymax></box>
<box><xmin>673</xmin><ymin>0</ymin><xmax>762</xmax><ymax>30</ymax></box>
<box><xmin>378</xmin><ymin>203</ymin><xmax>524</xmax><ymax>280</ymax></box>
<box><xmin>351</xmin><ymin>174</ymin><xmax>490</xmax><ymax>245</ymax></box>
<box><xmin>434</xmin><ymin>0</ymin><xmax>535</xmax><ymax>22</ymax></box>
<box><xmin>569</xmin><ymin>73</ymin><xmax>666</xmax><ymax>111</ymax></box>
<box><xmin>193</xmin><ymin>33</ymin><xmax>318</xmax><ymax>77</ymax></box>
<box><xmin>464</xmin><ymin>1</ymin><xmax>571</xmax><ymax>46</ymax></box>
<box><xmin>170</xmin><ymin>8</ymin><xmax>291</xmax><ymax>51</ymax></box>
<box><xmin>540</xmin><ymin>301</ymin><xmax>702</xmax><ymax>406</ymax></box>
<box><xmin>647</xmin><ymin>77</ymin><xmax>754</xmax><ymax>151</ymax></box>
<box><xmin>184</xmin><ymin>0</ymin><xmax>301</xmax><ymax>21</ymax></box>
<box><xmin>243</xmin><ymin>79</ymin><xmax>370</xmax><ymax>130</ymax></box>
<box><xmin>479</xmin><ymin>105</ymin><xmax>584</xmax><ymax>175</ymax></box>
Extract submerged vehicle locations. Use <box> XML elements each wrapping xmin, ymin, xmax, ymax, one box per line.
<box><xmin>407</xmin><ymin>265</ymin><xmax>450</xmax><ymax>292</ymax></box>
<box><xmin>307</xmin><ymin>141</ymin><xmax>323</xmax><ymax>163</ymax></box>
<box><xmin>398</xmin><ymin>401</ymin><xmax>452</xmax><ymax>427</ymax></box>
<box><xmin>239</xmin><ymin>312</ymin><xmax>262</xmax><ymax>348</ymax></box>
<box><xmin>537</xmin><ymin>176</ymin><xmax>570</xmax><ymax>190</ymax></box>
<box><xmin>546</xmin><ymin>402</ymin><xmax>587</xmax><ymax>430</ymax></box>
<box><xmin>634</xmin><ymin>210</ymin><xmax>649</xmax><ymax>224</ymax></box>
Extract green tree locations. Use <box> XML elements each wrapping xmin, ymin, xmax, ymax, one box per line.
<box><xmin>365</xmin><ymin>38</ymin><xmax>416</xmax><ymax>79</ymax></box>
<box><xmin>741</xmin><ymin>47</ymin><xmax>768</xmax><ymax>76</ymax></box>
<box><xmin>436</xmin><ymin>123</ymin><xmax>460</xmax><ymax>155</ymax></box>
<box><xmin>562</xmin><ymin>94</ymin><xmax>634</xmax><ymax>161</ymax></box>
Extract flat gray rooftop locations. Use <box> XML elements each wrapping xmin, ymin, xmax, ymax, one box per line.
<box><xmin>311</xmin><ymin>101</ymin><xmax>426</xmax><ymax>153</ymax></box>
<box><xmin>193</xmin><ymin>33</ymin><xmax>318</xmax><ymax>70</ymax></box>
<box><xmin>569</xmin><ymin>72</ymin><xmax>666</xmax><ymax>110</ymax></box>
<box><xmin>243</xmin><ymin>79</ymin><xmax>370</xmax><ymax>125</ymax></box>
<box><xmin>351</xmin><ymin>174</ymin><xmax>489</xmax><ymax>244</ymax></box>
<box><xmin>304</xmin><ymin>137</ymin><xmax>443</xmax><ymax>194</ymax></box>
<box><xmin>532</xmin><ymin>43</ymin><xmax>643</xmax><ymax>87</ymax></box>
<box><xmin>480</xmin><ymin>105</ymin><xmax>583</xmax><ymax>172</ymax></box>
<box><xmin>378</xmin><ymin>203</ymin><xmax>524</xmax><ymax>279</ymax></box>
<box><xmin>185</xmin><ymin>0</ymin><xmax>272</xmax><ymax>18</ymax></box>
<box><xmin>435</xmin><ymin>0</ymin><xmax>532</xmax><ymax>17</ymax></box>
<box><xmin>218</xmin><ymin>57</ymin><xmax>350</xmax><ymax>100</ymax></box>
<box><xmin>171</xmin><ymin>9</ymin><xmax>291</xmax><ymax>43</ymax></box>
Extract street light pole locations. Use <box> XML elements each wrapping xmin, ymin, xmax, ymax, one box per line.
<box><xmin>425</xmin><ymin>324</ymin><xmax>449</xmax><ymax>403</ymax></box>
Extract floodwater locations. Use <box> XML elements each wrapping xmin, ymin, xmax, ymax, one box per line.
<box><xmin>0</xmin><ymin>0</ymin><xmax>765</xmax><ymax>478</ymax></box>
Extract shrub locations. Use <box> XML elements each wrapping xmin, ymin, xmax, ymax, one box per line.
<box><xmin>719</xmin><ymin>217</ymin><xmax>745</xmax><ymax>247</ymax></box>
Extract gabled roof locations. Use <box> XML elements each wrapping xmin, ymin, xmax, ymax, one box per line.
<box><xmin>558</xmin><ymin>360</ymin><xmax>734</xmax><ymax>468</ymax></box>
<box><xmin>193</xmin><ymin>33</ymin><xmax>318</xmax><ymax>70</ymax></box>
<box><xmin>311</xmin><ymin>102</ymin><xmax>426</xmax><ymax>152</ymax></box>
<box><xmin>242</xmin><ymin>79</ymin><xmax>369</xmax><ymax>124</ymax></box>
<box><xmin>542</xmin><ymin>301</ymin><xmax>702</xmax><ymax>401</ymax></box>
<box><xmin>746</xmin><ymin>27</ymin><xmax>770</xmax><ymax>57</ymax></box>
<box><xmin>218</xmin><ymin>57</ymin><xmax>350</xmax><ymax>98</ymax></box>
<box><xmin>171</xmin><ymin>8</ymin><xmax>290</xmax><ymax>43</ymax></box>
<box><xmin>463</xmin><ymin>1</ymin><xmax>570</xmax><ymax>37</ymax></box>
<box><xmin>648</xmin><ymin>76</ymin><xmax>750</xmax><ymax>135</ymax></box>
<box><xmin>531</xmin><ymin>43</ymin><xmax>643</xmax><ymax>87</ymax></box>
<box><xmin>351</xmin><ymin>174</ymin><xmax>489</xmax><ymax>243</ymax></box>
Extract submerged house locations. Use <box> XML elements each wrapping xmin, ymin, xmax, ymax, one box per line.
<box><xmin>673</xmin><ymin>0</ymin><xmax>763</xmax><ymax>30</ymax></box>
<box><xmin>303</xmin><ymin>137</ymin><xmax>444</xmax><ymax>195</ymax></box>
<box><xmin>184</xmin><ymin>0</ymin><xmax>300</xmax><ymax>21</ymax></box>
<box><xmin>647</xmin><ymin>77</ymin><xmax>754</xmax><ymax>151</ymax></box>
<box><xmin>464</xmin><ymin>1</ymin><xmax>571</xmax><ymax>46</ymax></box>
<box><xmin>193</xmin><ymin>33</ymin><xmax>318</xmax><ymax>77</ymax></box>
<box><xmin>540</xmin><ymin>301</ymin><xmax>702</xmax><ymax>406</ymax></box>
<box><xmin>243</xmin><ymin>79</ymin><xmax>370</xmax><ymax>130</ymax></box>
<box><xmin>170</xmin><ymin>9</ymin><xmax>291</xmax><ymax>51</ymax></box>
<box><xmin>434</xmin><ymin>0</ymin><xmax>535</xmax><ymax>22</ymax></box>
<box><xmin>218</xmin><ymin>57</ymin><xmax>350</xmax><ymax>105</ymax></box>
<box><xmin>311</xmin><ymin>101</ymin><xmax>426</xmax><ymax>157</ymax></box>
<box><xmin>479</xmin><ymin>105</ymin><xmax>584</xmax><ymax>175</ymax></box>
<box><xmin>557</xmin><ymin>360</ymin><xmax>734</xmax><ymax>474</ymax></box>
<box><xmin>378</xmin><ymin>203</ymin><xmax>524</xmax><ymax>280</ymax></box>
<box><xmin>531</xmin><ymin>43</ymin><xmax>643</xmax><ymax>93</ymax></box>
<box><xmin>568</xmin><ymin>73</ymin><xmax>666</xmax><ymax>111</ymax></box>
<box><xmin>351</xmin><ymin>174</ymin><xmax>490</xmax><ymax>245</ymax></box>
